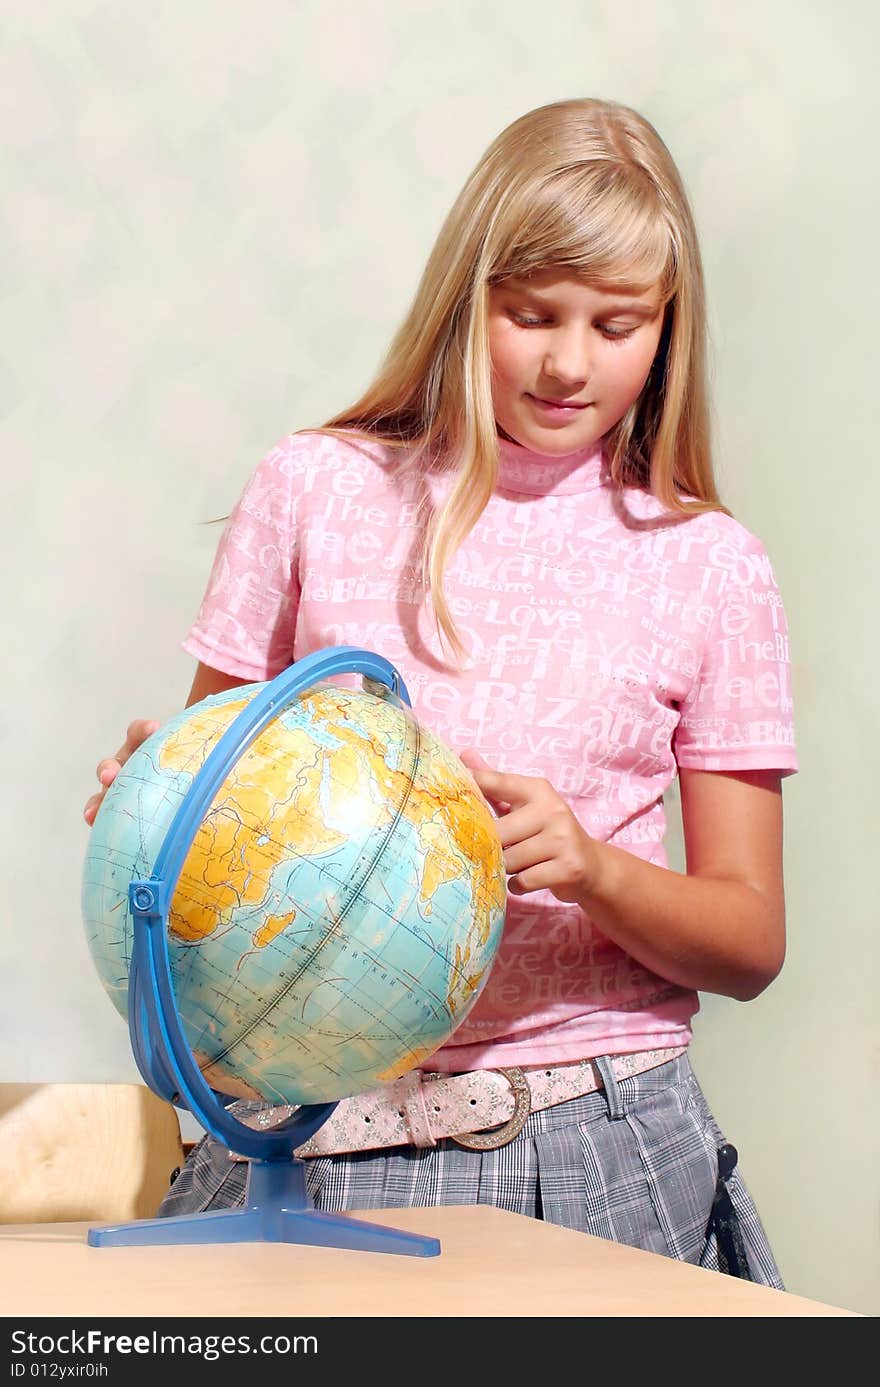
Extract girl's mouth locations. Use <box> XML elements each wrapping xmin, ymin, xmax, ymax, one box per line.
<box><xmin>527</xmin><ymin>394</ymin><xmax>590</xmax><ymax>417</ymax></box>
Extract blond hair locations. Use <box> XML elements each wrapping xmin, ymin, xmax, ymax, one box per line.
<box><xmin>318</xmin><ymin>97</ymin><xmax>721</xmax><ymax>663</ymax></box>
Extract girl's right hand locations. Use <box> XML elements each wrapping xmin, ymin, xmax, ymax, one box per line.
<box><xmin>83</xmin><ymin>719</ymin><xmax>160</xmax><ymax>827</ymax></box>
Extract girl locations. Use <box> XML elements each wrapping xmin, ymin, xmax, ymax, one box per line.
<box><xmin>84</xmin><ymin>97</ymin><xmax>797</xmax><ymax>1285</ymax></box>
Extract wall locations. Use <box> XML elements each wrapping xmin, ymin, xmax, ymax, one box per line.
<box><xmin>2</xmin><ymin>0</ymin><xmax>876</xmax><ymax>1315</ymax></box>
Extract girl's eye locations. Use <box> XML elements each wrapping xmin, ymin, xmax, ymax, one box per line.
<box><xmin>509</xmin><ymin>312</ymin><xmax>636</xmax><ymax>340</ymax></box>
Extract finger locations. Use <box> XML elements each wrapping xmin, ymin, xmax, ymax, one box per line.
<box><xmin>120</xmin><ymin>719</ymin><xmax>159</xmax><ymax>758</ymax></box>
<box><xmin>480</xmin><ymin>791</ymin><xmax>512</xmax><ymax>817</ymax></box>
<box><xmin>507</xmin><ymin>862</ymin><xmax>560</xmax><ymax>895</ymax></box>
<box><xmin>466</xmin><ymin>767</ymin><xmax>515</xmax><ymax>814</ymax></box>
<box><xmin>501</xmin><ymin>832</ymin><xmax>553</xmax><ymax>876</ymax></box>
<box><xmin>96</xmin><ymin>758</ymin><xmax>121</xmax><ymax>785</ymax></box>
<box><xmin>477</xmin><ymin>787</ymin><xmax>510</xmax><ymax>815</ymax></box>
<box><xmin>83</xmin><ymin>793</ymin><xmax>101</xmax><ymax>825</ymax></box>
<box><xmin>467</xmin><ymin>766</ymin><xmax>547</xmax><ymax>811</ymax></box>
<box><xmin>458</xmin><ymin>752</ymin><xmax>511</xmax><ymax>811</ymax></box>
<box><xmin>104</xmin><ymin>720</ymin><xmax>157</xmax><ymax>771</ymax></box>
<box><xmin>494</xmin><ymin>806</ymin><xmax>548</xmax><ymax>851</ymax></box>
<box><xmin>462</xmin><ymin>769</ymin><xmax>511</xmax><ymax>816</ymax></box>
<box><xmin>459</xmin><ymin>749</ymin><xmax>490</xmax><ymax>773</ymax></box>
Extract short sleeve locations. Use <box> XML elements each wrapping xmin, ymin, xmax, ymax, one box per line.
<box><xmin>673</xmin><ymin>533</ymin><xmax>798</xmax><ymax>775</ymax></box>
<box><xmin>182</xmin><ymin>436</ymin><xmax>302</xmax><ymax>681</ymax></box>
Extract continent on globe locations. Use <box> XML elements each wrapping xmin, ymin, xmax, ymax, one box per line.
<box><xmin>82</xmin><ymin>677</ymin><xmax>507</xmax><ymax>1107</ymax></box>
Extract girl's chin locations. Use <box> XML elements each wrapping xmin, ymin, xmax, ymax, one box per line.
<box><xmin>497</xmin><ymin>417</ymin><xmax>600</xmax><ymax>455</ymax></box>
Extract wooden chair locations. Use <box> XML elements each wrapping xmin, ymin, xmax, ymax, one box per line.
<box><xmin>0</xmin><ymin>1083</ymin><xmax>185</xmax><ymax>1224</ymax></box>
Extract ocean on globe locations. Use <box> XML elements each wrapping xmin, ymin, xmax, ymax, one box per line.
<box><xmin>82</xmin><ymin>677</ymin><xmax>507</xmax><ymax>1106</ymax></box>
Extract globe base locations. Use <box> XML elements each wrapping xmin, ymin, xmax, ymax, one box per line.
<box><xmin>86</xmin><ymin>1156</ymin><xmax>441</xmax><ymax>1256</ymax></box>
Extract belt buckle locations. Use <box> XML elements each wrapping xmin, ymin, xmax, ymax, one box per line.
<box><xmin>450</xmin><ymin>1067</ymin><xmax>531</xmax><ymax>1151</ymax></box>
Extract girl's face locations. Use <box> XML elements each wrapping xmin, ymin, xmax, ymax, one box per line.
<box><xmin>487</xmin><ymin>270</ymin><xmax>665</xmax><ymax>455</ymax></box>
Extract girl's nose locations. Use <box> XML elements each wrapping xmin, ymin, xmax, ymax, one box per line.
<box><xmin>542</xmin><ymin>328</ymin><xmax>592</xmax><ymax>386</ymax></box>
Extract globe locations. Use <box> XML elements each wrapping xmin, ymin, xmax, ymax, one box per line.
<box><xmin>81</xmin><ymin>664</ymin><xmax>507</xmax><ymax>1110</ymax></box>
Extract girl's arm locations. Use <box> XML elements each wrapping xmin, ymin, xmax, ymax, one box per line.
<box><xmin>589</xmin><ymin>767</ymin><xmax>785</xmax><ymax>1000</ymax></box>
<box><xmin>462</xmin><ymin>757</ymin><xmax>786</xmax><ymax>1002</ymax></box>
<box><xmin>185</xmin><ymin>662</ymin><xmax>252</xmax><ymax>707</ymax></box>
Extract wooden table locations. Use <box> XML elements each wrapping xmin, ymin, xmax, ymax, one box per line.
<box><xmin>0</xmin><ymin>1206</ymin><xmax>858</xmax><ymax>1317</ymax></box>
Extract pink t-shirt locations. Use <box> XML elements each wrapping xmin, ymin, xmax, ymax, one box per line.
<box><xmin>184</xmin><ymin>429</ymin><xmax>798</xmax><ymax>1070</ymax></box>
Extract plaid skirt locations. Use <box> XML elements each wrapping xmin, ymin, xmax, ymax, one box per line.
<box><xmin>158</xmin><ymin>1051</ymin><xmax>784</xmax><ymax>1288</ymax></box>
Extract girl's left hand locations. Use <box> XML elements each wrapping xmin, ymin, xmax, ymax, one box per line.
<box><xmin>460</xmin><ymin>751</ymin><xmax>604</xmax><ymax>904</ymax></box>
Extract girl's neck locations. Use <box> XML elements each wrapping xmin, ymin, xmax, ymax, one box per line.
<box><xmin>495</xmin><ymin>431</ymin><xmax>606</xmax><ymax>496</ymax></box>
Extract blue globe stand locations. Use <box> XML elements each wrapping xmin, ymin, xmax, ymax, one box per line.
<box><xmin>88</xmin><ymin>647</ymin><xmax>441</xmax><ymax>1256</ymax></box>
